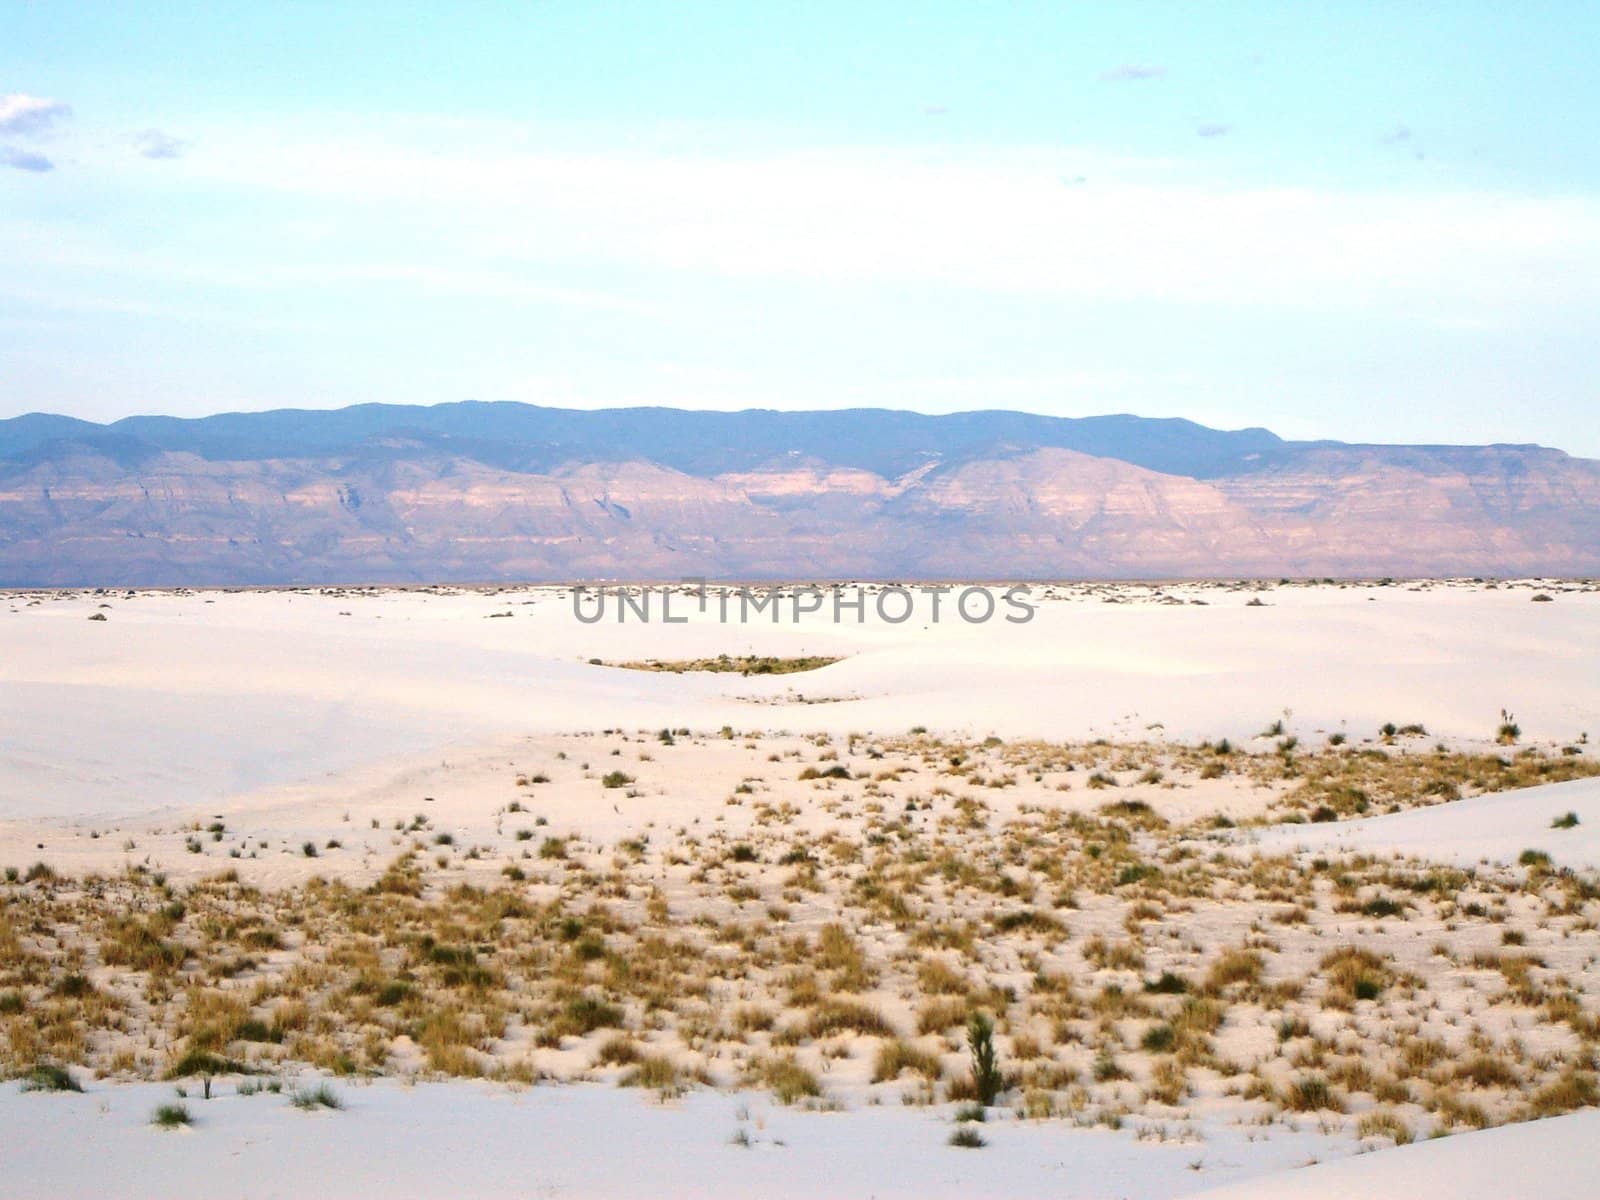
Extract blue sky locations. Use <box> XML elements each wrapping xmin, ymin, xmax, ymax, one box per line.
<box><xmin>3</xmin><ymin>1</ymin><xmax>1599</xmax><ymax>454</ymax></box>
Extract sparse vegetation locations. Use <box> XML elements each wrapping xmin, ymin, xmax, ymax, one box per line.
<box><xmin>2</xmin><ymin>726</ymin><xmax>1597</xmax><ymax>1148</ymax></box>
<box><xmin>606</xmin><ymin>655</ymin><xmax>843</xmax><ymax>676</ymax></box>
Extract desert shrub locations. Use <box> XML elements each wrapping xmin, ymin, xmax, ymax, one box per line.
<box><xmin>1319</xmin><ymin>945</ymin><xmax>1389</xmax><ymax>1006</ymax></box>
<box><xmin>1523</xmin><ymin>1069</ymin><xmax>1598</xmax><ymax>1118</ymax></box>
<box><xmin>550</xmin><ymin>995</ymin><xmax>623</xmax><ymax>1039</ymax></box>
<box><xmin>19</xmin><ymin>1064</ymin><xmax>81</xmax><ymax>1093</ymax></box>
<box><xmin>752</xmin><ymin>1054</ymin><xmax>821</xmax><ymax>1104</ymax></box>
<box><xmin>619</xmin><ymin>1055</ymin><xmax>680</xmax><ymax>1093</ymax></box>
<box><xmin>1285</xmin><ymin>1075</ymin><xmax>1341</xmax><ymax>1112</ymax></box>
<box><xmin>594</xmin><ymin>1035</ymin><xmax>641</xmax><ymax>1066</ymax></box>
<box><xmin>1140</xmin><ymin>1024</ymin><xmax>1176</xmax><ymax>1053</ymax></box>
<box><xmin>1454</xmin><ymin>1054</ymin><xmax>1518</xmax><ymax>1089</ymax></box>
<box><xmin>1146</xmin><ymin>1057</ymin><xmax>1188</xmax><ymax>1105</ymax></box>
<box><xmin>1356</xmin><ymin>1109</ymin><xmax>1413</xmax><ymax>1145</ymax></box>
<box><xmin>151</xmin><ymin>1102</ymin><xmax>191</xmax><ymax>1128</ymax></box>
<box><xmin>1083</xmin><ymin>936</ymin><xmax>1144</xmax><ymax>971</ymax></box>
<box><xmin>917</xmin><ymin>997</ymin><xmax>970</xmax><ymax>1035</ymax></box>
<box><xmin>798</xmin><ymin>765</ymin><xmax>851</xmax><ymax>781</ymax></box>
<box><xmin>1204</xmin><ymin>947</ymin><xmax>1263</xmax><ymax>993</ymax></box>
<box><xmin>290</xmin><ymin>1082</ymin><xmax>343</xmax><ymax>1110</ymax></box>
<box><xmin>806</xmin><ymin>998</ymin><xmax>891</xmax><ymax>1038</ymax></box>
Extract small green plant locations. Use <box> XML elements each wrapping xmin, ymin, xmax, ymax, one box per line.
<box><xmin>967</xmin><ymin>1012</ymin><xmax>1002</xmax><ymax>1107</ymax></box>
<box><xmin>151</xmin><ymin>1102</ymin><xmax>191</xmax><ymax>1128</ymax></box>
<box><xmin>948</xmin><ymin>1126</ymin><xmax>987</xmax><ymax>1148</ymax></box>
<box><xmin>601</xmin><ymin>771</ymin><xmax>634</xmax><ymax>789</ymax></box>
<box><xmin>1551</xmin><ymin>812</ymin><xmax>1580</xmax><ymax>829</ymax></box>
<box><xmin>1145</xmin><ymin>971</ymin><xmax>1189</xmax><ymax>995</ymax></box>
<box><xmin>1141</xmin><ymin>1024</ymin><xmax>1176</xmax><ymax>1053</ymax></box>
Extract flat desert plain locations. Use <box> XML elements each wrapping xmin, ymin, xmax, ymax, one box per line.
<box><xmin>3</xmin><ymin>578</ymin><xmax>1599</xmax><ymax>1199</ymax></box>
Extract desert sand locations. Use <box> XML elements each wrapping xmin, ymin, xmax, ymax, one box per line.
<box><xmin>2</xmin><ymin>578</ymin><xmax>1598</xmax><ymax>1198</ymax></box>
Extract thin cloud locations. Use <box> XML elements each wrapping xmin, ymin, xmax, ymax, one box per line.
<box><xmin>1381</xmin><ymin>125</ymin><xmax>1425</xmax><ymax>161</ymax></box>
<box><xmin>0</xmin><ymin>93</ymin><xmax>71</xmax><ymax>136</ymax></box>
<box><xmin>1197</xmin><ymin>123</ymin><xmax>1234</xmax><ymax>139</ymax></box>
<box><xmin>134</xmin><ymin>129</ymin><xmax>186</xmax><ymax>160</ymax></box>
<box><xmin>1099</xmin><ymin>64</ymin><xmax>1167</xmax><ymax>82</ymax></box>
<box><xmin>1</xmin><ymin>146</ymin><xmax>53</xmax><ymax>172</ymax></box>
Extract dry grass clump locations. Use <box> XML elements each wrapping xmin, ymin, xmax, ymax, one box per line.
<box><xmin>917</xmin><ymin>997</ymin><xmax>972</xmax><ymax>1035</ymax></box>
<box><xmin>748</xmin><ymin>1053</ymin><xmax>823</xmax><ymax>1104</ymax></box>
<box><xmin>802</xmin><ymin>998</ymin><xmax>893</xmax><ymax>1039</ymax></box>
<box><xmin>619</xmin><ymin>1054</ymin><xmax>682</xmax><ymax>1094</ymax></box>
<box><xmin>1202</xmin><ymin>947</ymin><xmax>1263</xmax><ymax>995</ymax></box>
<box><xmin>1356</xmin><ymin>1108</ymin><xmax>1413</xmax><ymax>1144</ymax></box>
<box><xmin>1319</xmin><ymin>946</ymin><xmax>1391</xmax><ymax>1007</ymax></box>
<box><xmin>872</xmin><ymin>1038</ymin><xmax>944</xmax><ymax>1083</ymax></box>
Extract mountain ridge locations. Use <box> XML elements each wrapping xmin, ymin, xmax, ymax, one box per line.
<box><xmin>1</xmin><ymin>402</ymin><xmax>1595</xmax><ymax>585</ymax></box>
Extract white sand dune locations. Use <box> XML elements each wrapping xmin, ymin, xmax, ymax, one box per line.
<box><xmin>1251</xmin><ymin>775</ymin><xmax>1600</xmax><ymax>871</ymax></box>
<box><xmin>0</xmin><ymin>1075</ymin><xmax>1347</xmax><ymax>1200</ymax></box>
<box><xmin>4</xmin><ymin>582</ymin><xmax>1596</xmax><ymax>819</ymax></box>
<box><xmin>1191</xmin><ymin>1109</ymin><xmax>1600</xmax><ymax>1200</ymax></box>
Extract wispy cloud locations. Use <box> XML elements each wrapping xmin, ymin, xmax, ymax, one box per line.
<box><xmin>1381</xmin><ymin>125</ymin><xmax>1425</xmax><ymax>161</ymax></box>
<box><xmin>1196</xmin><ymin>123</ymin><xmax>1234</xmax><ymax>139</ymax></box>
<box><xmin>1</xmin><ymin>146</ymin><xmax>53</xmax><ymax>172</ymax></box>
<box><xmin>1098</xmin><ymin>64</ymin><xmax>1166</xmax><ymax>83</ymax></box>
<box><xmin>0</xmin><ymin>93</ymin><xmax>71</xmax><ymax>136</ymax></box>
<box><xmin>133</xmin><ymin>129</ymin><xmax>185</xmax><ymax>160</ymax></box>
<box><xmin>157</xmin><ymin>132</ymin><xmax>1600</xmax><ymax>316</ymax></box>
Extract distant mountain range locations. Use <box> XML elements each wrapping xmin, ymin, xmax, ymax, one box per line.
<box><xmin>2</xmin><ymin>401</ymin><xmax>1597</xmax><ymax>584</ymax></box>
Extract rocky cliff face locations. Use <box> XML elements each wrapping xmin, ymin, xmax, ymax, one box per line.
<box><xmin>1</xmin><ymin>406</ymin><xmax>1596</xmax><ymax>584</ymax></box>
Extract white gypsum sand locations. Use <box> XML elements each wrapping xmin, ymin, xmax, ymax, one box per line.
<box><xmin>1</xmin><ymin>578</ymin><xmax>1597</xmax><ymax>1199</ymax></box>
